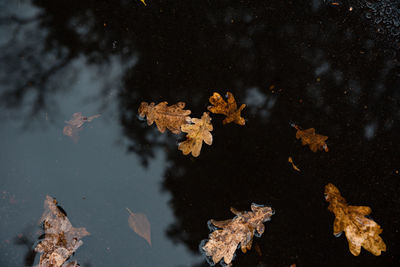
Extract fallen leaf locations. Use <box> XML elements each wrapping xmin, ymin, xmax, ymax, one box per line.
<box><xmin>126</xmin><ymin>208</ymin><xmax>151</xmax><ymax>246</ymax></box>
<box><xmin>63</xmin><ymin>112</ymin><xmax>100</xmax><ymax>142</ymax></box>
<box><xmin>324</xmin><ymin>183</ymin><xmax>386</xmax><ymax>256</ymax></box>
<box><xmin>293</xmin><ymin>124</ymin><xmax>328</xmax><ymax>152</ymax></box>
<box><xmin>35</xmin><ymin>196</ymin><xmax>90</xmax><ymax>267</ymax></box>
<box><xmin>207</xmin><ymin>92</ymin><xmax>246</xmax><ymax>125</ymax></box>
<box><xmin>139</xmin><ymin>0</ymin><xmax>147</xmax><ymax>6</ymax></box>
<box><xmin>202</xmin><ymin>203</ymin><xmax>274</xmax><ymax>265</ymax></box>
<box><xmin>138</xmin><ymin>101</ymin><xmax>191</xmax><ymax>134</ymax></box>
<box><xmin>288</xmin><ymin>156</ymin><xmax>300</xmax><ymax>172</ymax></box>
<box><xmin>178</xmin><ymin>112</ymin><xmax>213</xmax><ymax>157</ymax></box>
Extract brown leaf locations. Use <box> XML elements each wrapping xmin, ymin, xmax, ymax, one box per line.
<box><xmin>63</xmin><ymin>112</ymin><xmax>100</xmax><ymax>142</ymax></box>
<box><xmin>288</xmin><ymin>156</ymin><xmax>300</xmax><ymax>172</ymax></box>
<box><xmin>126</xmin><ymin>208</ymin><xmax>151</xmax><ymax>246</ymax></box>
<box><xmin>202</xmin><ymin>203</ymin><xmax>274</xmax><ymax>265</ymax></box>
<box><xmin>293</xmin><ymin>124</ymin><xmax>328</xmax><ymax>152</ymax></box>
<box><xmin>178</xmin><ymin>112</ymin><xmax>213</xmax><ymax>157</ymax></box>
<box><xmin>207</xmin><ymin>92</ymin><xmax>246</xmax><ymax>125</ymax></box>
<box><xmin>324</xmin><ymin>183</ymin><xmax>386</xmax><ymax>256</ymax></box>
<box><xmin>35</xmin><ymin>196</ymin><xmax>90</xmax><ymax>267</ymax></box>
<box><xmin>138</xmin><ymin>101</ymin><xmax>191</xmax><ymax>134</ymax></box>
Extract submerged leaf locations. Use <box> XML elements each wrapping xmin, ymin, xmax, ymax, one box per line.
<box><xmin>293</xmin><ymin>124</ymin><xmax>328</xmax><ymax>152</ymax></box>
<box><xmin>35</xmin><ymin>196</ymin><xmax>89</xmax><ymax>267</ymax></box>
<box><xmin>207</xmin><ymin>92</ymin><xmax>246</xmax><ymax>125</ymax></box>
<box><xmin>324</xmin><ymin>183</ymin><xmax>386</xmax><ymax>256</ymax></box>
<box><xmin>127</xmin><ymin>208</ymin><xmax>151</xmax><ymax>246</ymax></box>
<box><xmin>178</xmin><ymin>112</ymin><xmax>213</xmax><ymax>157</ymax></box>
<box><xmin>138</xmin><ymin>101</ymin><xmax>191</xmax><ymax>134</ymax></box>
<box><xmin>63</xmin><ymin>112</ymin><xmax>100</xmax><ymax>142</ymax></box>
<box><xmin>202</xmin><ymin>203</ymin><xmax>274</xmax><ymax>265</ymax></box>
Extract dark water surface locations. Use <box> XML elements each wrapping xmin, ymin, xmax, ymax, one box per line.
<box><xmin>1</xmin><ymin>0</ymin><xmax>400</xmax><ymax>266</ymax></box>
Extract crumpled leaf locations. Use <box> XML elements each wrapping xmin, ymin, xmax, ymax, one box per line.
<box><xmin>126</xmin><ymin>208</ymin><xmax>151</xmax><ymax>246</ymax></box>
<box><xmin>293</xmin><ymin>124</ymin><xmax>328</xmax><ymax>152</ymax></box>
<box><xmin>202</xmin><ymin>203</ymin><xmax>274</xmax><ymax>266</ymax></box>
<box><xmin>288</xmin><ymin>156</ymin><xmax>300</xmax><ymax>172</ymax></box>
<box><xmin>207</xmin><ymin>92</ymin><xmax>246</xmax><ymax>125</ymax></box>
<box><xmin>138</xmin><ymin>101</ymin><xmax>191</xmax><ymax>134</ymax></box>
<box><xmin>324</xmin><ymin>183</ymin><xmax>386</xmax><ymax>256</ymax></box>
<box><xmin>35</xmin><ymin>195</ymin><xmax>90</xmax><ymax>267</ymax></box>
<box><xmin>63</xmin><ymin>112</ymin><xmax>100</xmax><ymax>142</ymax></box>
<box><xmin>178</xmin><ymin>112</ymin><xmax>213</xmax><ymax>157</ymax></box>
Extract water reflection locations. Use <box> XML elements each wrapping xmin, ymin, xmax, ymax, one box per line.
<box><xmin>1</xmin><ymin>0</ymin><xmax>400</xmax><ymax>266</ymax></box>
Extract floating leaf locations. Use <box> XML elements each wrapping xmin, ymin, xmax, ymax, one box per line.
<box><xmin>288</xmin><ymin>156</ymin><xmax>300</xmax><ymax>172</ymax></box>
<box><xmin>126</xmin><ymin>208</ymin><xmax>151</xmax><ymax>246</ymax></box>
<box><xmin>207</xmin><ymin>92</ymin><xmax>246</xmax><ymax>125</ymax></box>
<box><xmin>324</xmin><ymin>183</ymin><xmax>386</xmax><ymax>256</ymax></box>
<box><xmin>63</xmin><ymin>112</ymin><xmax>100</xmax><ymax>142</ymax></box>
<box><xmin>35</xmin><ymin>196</ymin><xmax>89</xmax><ymax>267</ymax></box>
<box><xmin>138</xmin><ymin>101</ymin><xmax>191</xmax><ymax>134</ymax></box>
<box><xmin>293</xmin><ymin>124</ymin><xmax>328</xmax><ymax>152</ymax></box>
<box><xmin>178</xmin><ymin>112</ymin><xmax>213</xmax><ymax>157</ymax></box>
<box><xmin>202</xmin><ymin>203</ymin><xmax>274</xmax><ymax>265</ymax></box>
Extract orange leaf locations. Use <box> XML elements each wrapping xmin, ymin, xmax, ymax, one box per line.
<box><xmin>207</xmin><ymin>92</ymin><xmax>246</xmax><ymax>125</ymax></box>
<box><xmin>293</xmin><ymin>124</ymin><xmax>328</xmax><ymax>152</ymax></box>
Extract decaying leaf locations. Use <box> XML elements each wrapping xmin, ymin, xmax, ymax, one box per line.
<box><xmin>288</xmin><ymin>157</ymin><xmax>300</xmax><ymax>172</ymax></box>
<box><xmin>138</xmin><ymin>101</ymin><xmax>191</xmax><ymax>134</ymax></box>
<box><xmin>126</xmin><ymin>208</ymin><xmax>151</xmax><ymax>246</ymax></box>
<box><xmin>63</xmin><ymin>112</ymin><xmax>100</xmax><ymax>142</ymax></box>
<box><xmin>35</xmin><ymin>195</ymin><xmax>90</xmax><ymax>267</ymax></box>
<box><xmin>207</xmin><ymin>92</ymin><xmax>246</xmax><ymax>125</ymax></box>
<box><xmin>324</xmin><ymin>183</ymin><xmax>386</xmax><ymax>256</ymax></box>
<box><xmin>293</xmin><ymin>124</ymin><xmax>328</xmax><ymax>152</ymax></box>
<box><xmin>202</xmin><ymin>203</ymin><xmax>274</xmax><ymax>266</ymax></box>
<box><xmin>178</xmin><ymin>112</ymin><xmax>213</xmax><ymax>157</ymax></box>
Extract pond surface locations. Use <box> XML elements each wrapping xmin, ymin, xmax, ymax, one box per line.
<box><xmin>1</xmin><ymin>0</ymin><xmax>400</xmax><ymax>266</ymax></box>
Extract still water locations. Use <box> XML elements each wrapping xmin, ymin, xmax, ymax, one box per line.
<box><xmin>1</xmin><ymin>0</ymin><xmax>400</xmax><ymax>266</ymax></box>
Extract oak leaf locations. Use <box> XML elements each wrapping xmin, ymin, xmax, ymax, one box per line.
<box><xmin>202</xmin><ymin>203</ymin><xmax>274</xmax><ymax>266</ymax></box>
<box><xmin>138</xmin><ymin>101</ymin><xmax>191</xmax><ymax>134</ymax></box>
<box><xmin>63</xmin><ymin>112</ymin><xmax>101</xmax><ymax>142</ymax></box>
<box><xmin>126</xmin><ymin>208</ymin><xmax>151</xmax><ymax>246</ymax></box>
<box><xmin>35</xmin><ymin>196</ymin><xmax>90</xmax><ymax>267</ymax></box>
<box><xmin>207</xmin><ymin>92</ymin><xmax>246</xmax><ymax>125</ymax></box>
<box><xmin>324</xmin><ymin>183</ymin><xmax>386</xmax><ymax>256</ymax></box>
<box><xmin>293</xmin><ymin>124</ymin><xmax>328</xmax><ymax>152</ymax></box>
<box><xmin>178</xmin><ymin>112</ymin><xmax>213</xmax><ymax>157</ymax></box>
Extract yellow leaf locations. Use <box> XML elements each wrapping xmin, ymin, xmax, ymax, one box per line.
<box><xmin>324</xmin><ymin>183</ymin><xmax>386</xmax><ymax>256</ymax></box>
<box><xmin>138</xmin><ymin>101</ymin><xmax>191</xmax><ymax>134</ymax></box>
<box><xmin>178</xmin><ymin>112</ymin><xmax>213</xmax><ymax>157</ymax></box>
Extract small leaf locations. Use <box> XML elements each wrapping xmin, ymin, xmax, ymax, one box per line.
<box><xmin>288</xmin><ymin>156</ymin><xmax>300</xmax><ymax>172</ymax></box>
<box><xmin>293</xmin><ymin>124</ymin><xmax>328</xmax><ymax>152</ymax></box>
<box><xmin>138</xmin><ymin>101</ymin><xmax>191</xmax><ymax>134</ymax></box>
<box><xmin>178</xmin><ymin>112</ymin><xmax>213</xmax><ymax>157</ymax></box>
<box><xmin>207</xmin><ymin>92</ymin><xmax>246</xmax><ymax>125</ymax></box>
<box><xmin>325</xmin><ymin>183</ymin><xmax>386</xmax><ymax>256</ymax></box>
<box><xmin>127</xmin><ymin>208</ymin><xmax>152</xmax><ymax>246</ymax></box>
